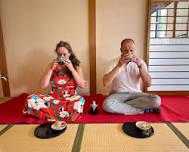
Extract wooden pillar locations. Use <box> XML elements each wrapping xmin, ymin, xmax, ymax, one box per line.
<box><xmin>144</xmin><ymin>0</ymin><xmax>151</xmax><ymax>93</ymax></box>
<box><xmin>88</xmin><ymin>0</ymin><xmax>96</xmax><ymax>95</ymax></box>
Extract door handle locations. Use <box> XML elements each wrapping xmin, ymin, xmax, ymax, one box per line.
<box><xmin>0</xmin><ymin>74</ymin><xmax>8</xmax><ymax>81</ymax></box>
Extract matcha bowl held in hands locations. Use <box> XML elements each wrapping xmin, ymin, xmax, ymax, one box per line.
<box><xmin>127</xmin><ymin>52</ymin><xmax>136</xmax><ymax>62</ymax></box>
<box><xmin>56</xmin><ymin>56</ymin><xmax>66</xmax><ymax>65</ymax></box>
<box><xmin>128</xmin><ymin>52</ymin><xmax>134</xmax><ymax>59</ymax></box>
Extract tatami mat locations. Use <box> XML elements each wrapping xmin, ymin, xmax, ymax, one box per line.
<box><xmin>173</xmin><ymin>123</ymin><xmax>189</xmax><ymax>140</ymax></box>
<box><xmin>81</xmin><ymin>123</ymin><xmax>189</xmax><ymax>152</ymax></box>
<box><xmin>0</xmin><ymin>124</ymin><xmax>78</xmax><ymax>152</ymax></box>
<box><xmin>0</xmin><ymin>97</ymin><xmax>11</xmax><ymax>104</ymax></box>
<box><xmin>0</xmin><ymin>125</ymin><xmax>7</xmax><ymax>131</ymax></box>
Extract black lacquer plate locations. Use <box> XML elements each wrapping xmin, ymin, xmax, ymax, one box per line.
<box><xmin>34</xmin><ymin>123</ymin><xmax>67</xmax><ymax>139</ymax></box>
<box><xmin>122</xmin><ymin>122</ymin><xmax>154</xmax><ymax>138</ymax></box>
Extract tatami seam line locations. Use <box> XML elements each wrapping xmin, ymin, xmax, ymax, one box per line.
<box><xmin>0</xmin><ymin>124</ymin><xmax>14</xmax><ymax>136</ymax></box>
<box><xmin>71</xmin><ymin>123</ymin><xmax>85</xmax><ymax>152</ymax></box>
<box><xmin>166</xmin><ymin>122</ymin><xmax>189</xmax><ymax>149</ymax></box>
<box><xmin>0</xmin><ymin>122</ymin><xmax>189</xmax><ymax>150</ymax></box>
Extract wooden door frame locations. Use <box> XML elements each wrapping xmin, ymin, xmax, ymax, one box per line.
<box><xmin>0</xmin><ymin>19</ymin><xmax>10</xmax><ymax>97</ymax></box>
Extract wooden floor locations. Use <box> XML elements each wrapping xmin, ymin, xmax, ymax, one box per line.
<box><xmin>0</xmin><ymin>98</ymin><xmax>189</xmax><ymax>152</ymax></box>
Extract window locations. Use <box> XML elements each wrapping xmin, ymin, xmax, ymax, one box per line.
<box><xmin>147</xmin><ymin>0</ymin><xmax>189</xmax><ymax>95</ymax></box>
<box><xmin>150</xmin><ymin>1</ymin><xmax>189</xmax><ymax>38</ymax></box>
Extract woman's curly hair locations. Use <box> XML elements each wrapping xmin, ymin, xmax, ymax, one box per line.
<box><xmin>55</xmin><ymin>41</ymin><xmax>80</xmax><ymax>69</ymax></box>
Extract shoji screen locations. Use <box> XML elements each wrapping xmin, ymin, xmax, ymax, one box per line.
<box><xmin>147</xmin><ymin>0</ymin><xmax>189</xmax><ymax>94</ymax></box>
<box><xmin>148</xmin><ymin>38</ymin><xmax>189</xmax><ymax>91</ymax></box>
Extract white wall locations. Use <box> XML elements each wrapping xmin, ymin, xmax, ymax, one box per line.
<box><xmin>0</xmin><ymin>0</ymin><xmax>89</xmax><ymax>96</ymax></box>
<box><xmin>0</xmin><ymin>0</ymin><xmax>148</xmax><ymax>96</ymax></box>
<box><xmin>96</xmin><ymin>0</ymin><xmax>147</xmax><ymax>95</ymax></box>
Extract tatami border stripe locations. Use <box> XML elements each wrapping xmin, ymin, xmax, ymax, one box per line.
<box><xmin>166</xmin><ymin>122</ymin><xmax>189</xmax><ymax>149</ymax></box>
<box><xmin>71</xmin><ymin>124</ymin><xmax>85</xmax><ymax>152</ymax></box>
<box><xmin>0</xmin><ymin>124</ymin><xmax>14</xmax><ymax>136</ymax></box>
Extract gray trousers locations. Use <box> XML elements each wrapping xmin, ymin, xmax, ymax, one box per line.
<box><xmin>102</xmin><ymin>92</ymin><xmax>161</xmax><ymax>115</ymax></box>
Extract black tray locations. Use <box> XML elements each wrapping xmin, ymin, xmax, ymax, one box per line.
<box><xmin>34</xmin><ymin>123</ymin><xmax>67</xmax><ymax>139</ymax></box>
<box><xmin>122</xmin><ymin>122</ymin><xmax>154</xmax><ymax>138</ymax></box>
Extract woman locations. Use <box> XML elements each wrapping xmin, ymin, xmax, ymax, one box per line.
<box><xmin>23</xmin><ymin>41</ymin><xmax>85</xmax><ymax>123</ymax></box>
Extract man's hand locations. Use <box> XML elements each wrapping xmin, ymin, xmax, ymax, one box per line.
<box><xmin>117</xmin><ymin>53</ymin><xmax>131</xmax><ymax>67</ymax></box>
<box><xmin>131</xmin><ymin>55</ymin><xmax>141</xmax><ymax>67</ymax></box>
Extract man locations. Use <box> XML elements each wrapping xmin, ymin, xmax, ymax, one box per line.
<box><xmin>102</xmin><ymin>38</ymin><xmax>161</xmax><ymax>115</ymax></box>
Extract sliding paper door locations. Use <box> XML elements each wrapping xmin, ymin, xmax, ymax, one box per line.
<box><xmin>147</xmin><ymin>0</ymin><xmax>189</xmax><ymax>95</ymax></box>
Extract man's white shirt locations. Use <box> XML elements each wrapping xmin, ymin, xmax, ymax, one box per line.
<box><xmin>105</xmin><ymin>57</ymin><xmax>148</xmax><ymax>93</ymax></box>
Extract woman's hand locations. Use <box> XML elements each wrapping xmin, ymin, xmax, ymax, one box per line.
<box><xmin>48</xmin><ymin>59</ymin><xmax>58</xmax><ymax>70</ymax></box>
<box><xmin>63</xmin><ymin>59</ymin><xmax>75</xmax><ymax>71</ymax></box>
<box><xmin>40</xmin><ymin>59</ymin><xmax>57</xmax><ymax>89</ymax></box>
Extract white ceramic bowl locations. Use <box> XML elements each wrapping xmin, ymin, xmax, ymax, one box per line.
<box><xmin>51</xmin><ymin>121</ymin><xmax>67</xmax><ymax>130</ymax></box>
<box><xmin>135</xmin><ymin>121</ymin><xmax>151</xmax><ymax>131</ymax></box>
